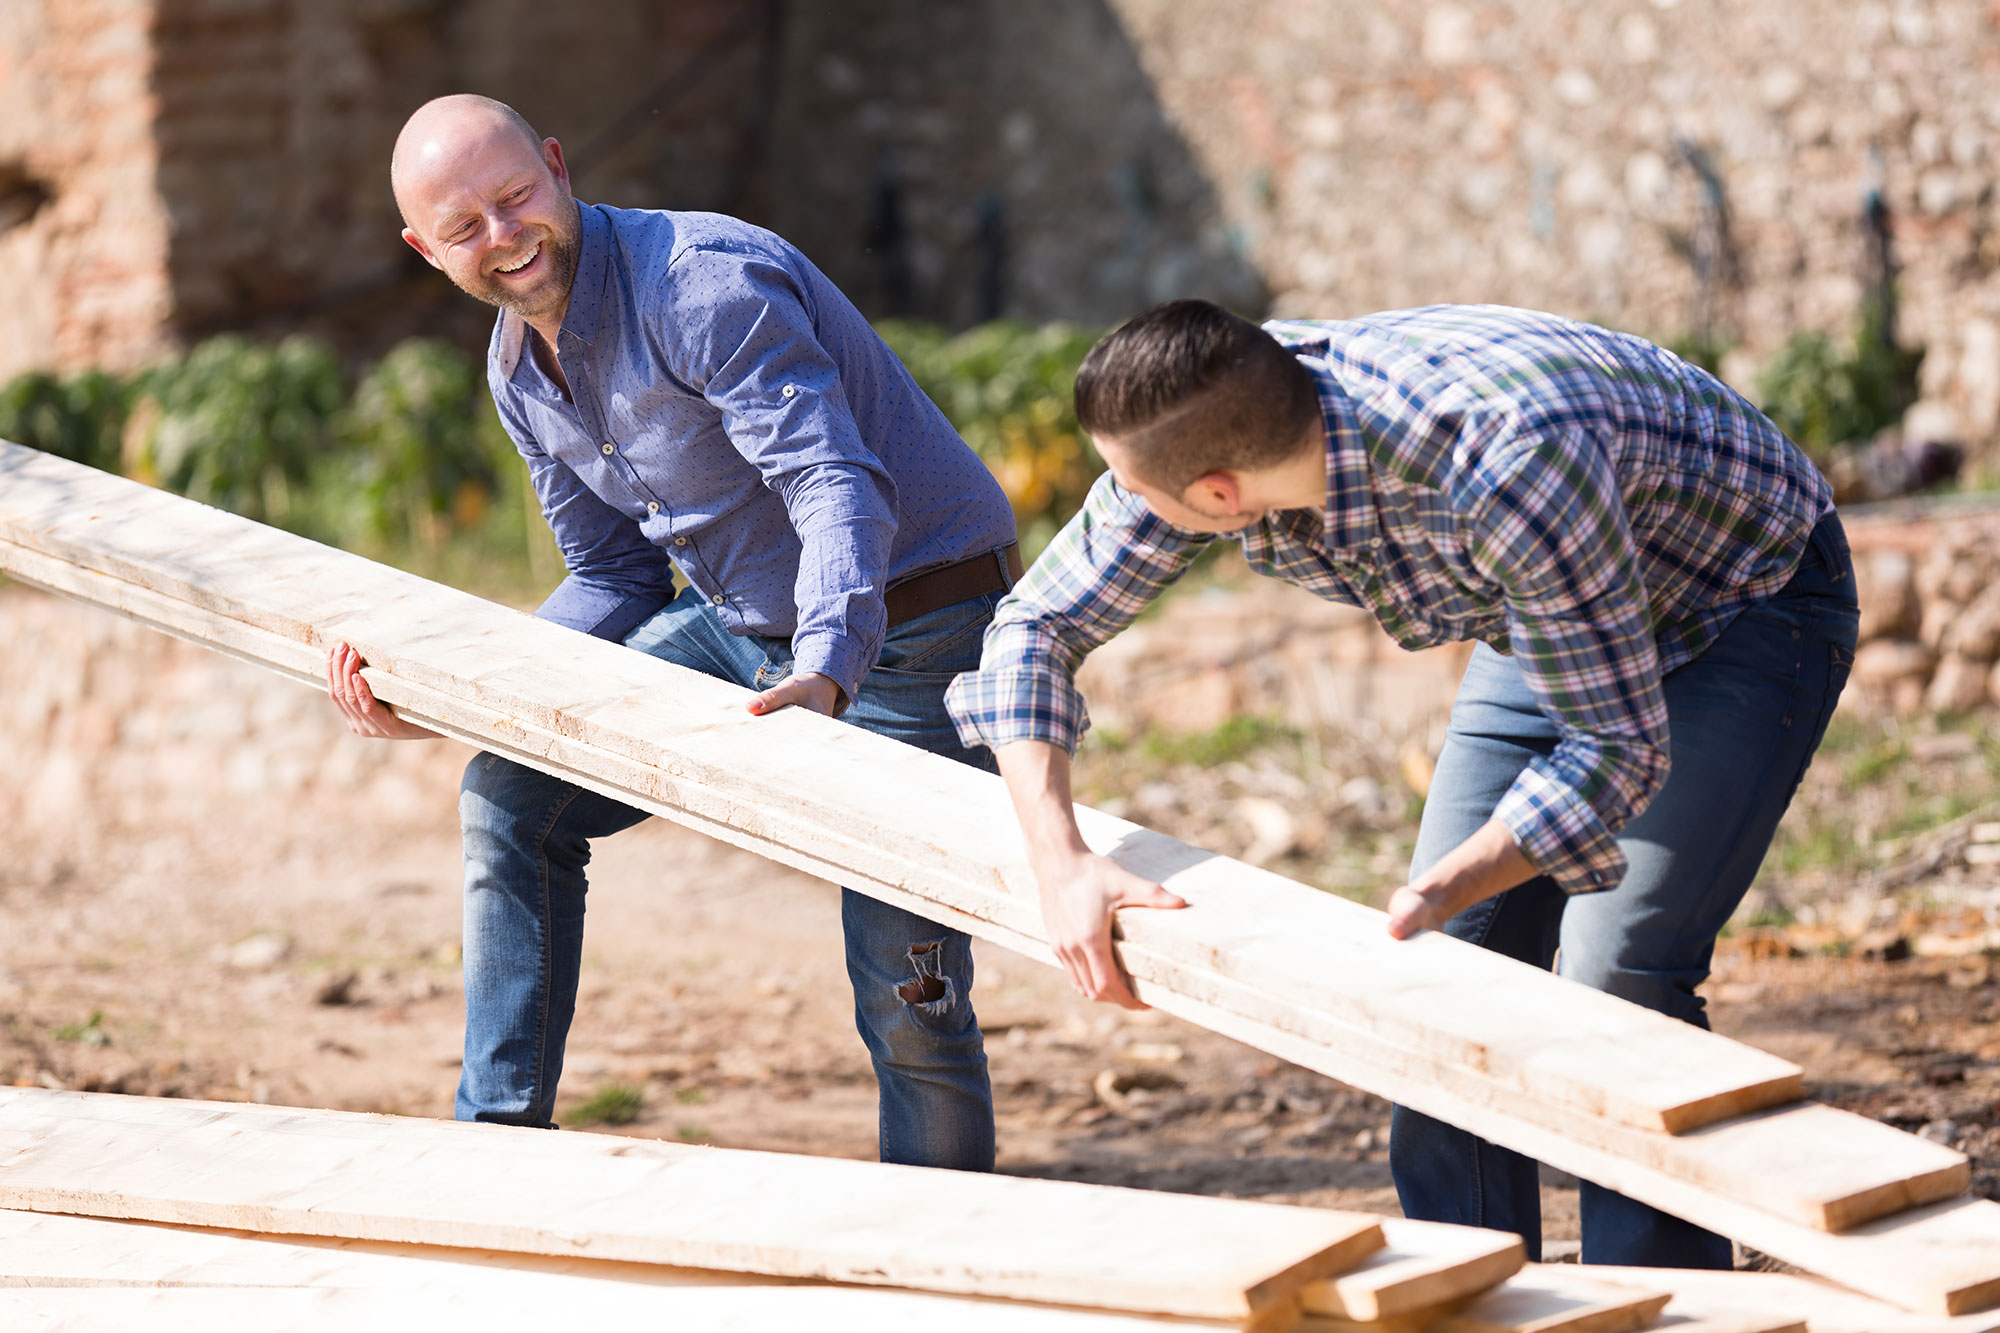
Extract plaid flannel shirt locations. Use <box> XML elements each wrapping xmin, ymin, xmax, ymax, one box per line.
<box><xmin>945</xmin><ymin>305</ymin><xmax>1832</xmax><ymax>894</ymax></box>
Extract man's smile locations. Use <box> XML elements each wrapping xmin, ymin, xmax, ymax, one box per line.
<box><xmin>493</xmin><ymin>242</ymin><xmax>541</xmax><ymax>276</ymax></box>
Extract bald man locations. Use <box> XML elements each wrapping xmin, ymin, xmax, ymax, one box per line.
<box><xmin>327</xmin><ymin>95</ymin><xmax>1019</xmax><ymax>1169</ymax></box>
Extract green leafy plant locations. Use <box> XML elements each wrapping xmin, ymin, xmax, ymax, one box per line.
<box><xmin>0</xmin><ymin>369</ymin><xmax>129</xmax><ymax>470</ymax></box>
<box><xmin>1756</xmin><ymin>298</ymin><xmax>1923</xmax><ymax>458</ymax></box>
<box><xmin>136</xmin><ymin>334</ymin><xmax>345</xmax><ymax>525</ymax></box>
<box><xmin>339</xmin><ymin>339</ymin><xmax>505</xmax><ymax>546</ymax></box>
<box><xmin>877</xmin><ymin>320</ymin><xmax>1104</xmax><ymax>555</ymax></box>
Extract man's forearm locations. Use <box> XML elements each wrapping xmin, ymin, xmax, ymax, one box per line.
<box><xmin>994</xmin><ymin>739</ymin><xmax>1093</xmax><ymax>869</ymax></box>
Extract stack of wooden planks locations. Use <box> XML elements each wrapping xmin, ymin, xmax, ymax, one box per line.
<box><xmin>3</xmin><ymin>440</ymin><xmax>1999</xmax><ymax>1319</ymax></box>
<box><xmin>5</xmin><ymin>1088</ymin><xmax>1993</xmax><ymax>1332</ymax></box>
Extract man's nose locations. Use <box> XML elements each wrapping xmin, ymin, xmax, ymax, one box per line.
<box><xmin>484</xmin><ymin>212</ymin><xmax>523</xmax><ymax>249</ymax></box>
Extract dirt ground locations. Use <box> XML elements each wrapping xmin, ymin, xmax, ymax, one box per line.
<box><xmin>2</xmin><ymin>584</ymin><xmax>1995</xmax><ymax>1263</ymax></box>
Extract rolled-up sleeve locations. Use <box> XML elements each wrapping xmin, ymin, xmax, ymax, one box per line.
<box><xmin>946</xmin><ymin>471</ymin><xmax>1212</xmax><ymax>753</ymax></box>
<box><xmin>491</xmin><ymin>383</ymin><xmax>676</xmax><ymax>643</ymax></box>
<box><xmin>654</xmin><ymin>249</ymin><xmax>895</xmax><ymax>701</ymax></box>
<box><xmin>1469</xmin><ymin>426</ymin><xmax>1671</xmax><ymax>894</ymax></box>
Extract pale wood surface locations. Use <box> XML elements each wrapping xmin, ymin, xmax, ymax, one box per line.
<box><xmin>0</xmin><ymin>445</ymin><xmax>1987</xmax><ymax>1299</ymax></box>
<box><xmin>1128</xmin><ymin>960</ymin><xmax>2000</xmax><ymax>1317</ymax></box>
<box><xmin>0</xmin><ymin>1209</ymin><xmax>1272</xmax><ymax>1329</ymax></box>
<box><xmin>1119</xmin><ymin>939</ymin><xmax>1967</xmax><ymax>1233</ymax></box>
<box><xmin>0</xmin><ymin>1088</ymin><xmax>1377</xmax><ymax>1321</ymax></box>
<box><xmin>3</xmin><ymin>531</ymin><xmax>1964</xmax><ymax>1247</ymax></box>
<box><xmin>0</xmin><ymin>441</ymin><xmax>1808</xmax><ymax>1141</ymax></box>
<box><xmin>1581</xmin><ymin>1266</ymin><xmax>2000</xmax><ymax>1333</ymax></box>
<box><xmin>1429</xmin><ymin>1268</ymin><xmax>1670</xmax><ymax>1333</ymax></box>
<box><xmin>1299</xmin><ymin>1220</ymin><xmax>1526</xmax><ymax>1320</ymax></box>
<box><xmin>0</xmin><ymin>1285</ymin><xmax>1254</xmax><ymax>1332</ymax></box>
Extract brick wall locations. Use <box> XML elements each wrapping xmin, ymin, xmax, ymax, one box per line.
<box><xmin>0</xmin><ymin>0</ymin><xmax>173</xmax><ymax>380</ymax></box>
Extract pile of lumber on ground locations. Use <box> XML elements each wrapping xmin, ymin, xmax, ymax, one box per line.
<box><xmin>4</xmin><ymin>1088</ymin><xmax>1993</xmax><ymax>1332</ymax></box>
<box><xmin>3</xmin><ymin>439</ymin><xmax>2000</xmax><ymax>1322</ymax></box>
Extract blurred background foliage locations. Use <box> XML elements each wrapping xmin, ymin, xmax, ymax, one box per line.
<box><xmin>0</xmin><ymin>321</ymin><xmax>1105</xmax><ymax>601</ymax></box>
<box><xmin>877</xmin><ymin>320</ymin><xmax>1104</xmax><ymax>554</ymax></box>
<box><xmin>1754</xmin><ymin>297</ymin><xmax>1924</xmax><ymax>461</ymax></box>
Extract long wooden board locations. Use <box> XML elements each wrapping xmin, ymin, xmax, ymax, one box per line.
<box><xmin>0</xmin><ymin>445</ymin><xmax>1987</xmax><ymax>1296</ymax></box>
<box><xmin>1131</xmin><ymin>957</ymin><xmax>2000</xmax><ymax>1317</ymax></box>
<box><xmin>1119</xmin><ymin>940</ymin><xmax>1965</xmax><ymax>1233</ymax></box>
<box><xmin>1582</xmin><ymin>1266</ymin><xmax>2000</xmax><ymax>1333</ymax></box>
<box><xmin>0</xmin><ymin>1209</ymin><xmax>1260</xmax><ymax>1330</ymax></box>
<box><xmin>1430</xmin><ymin>1269</ymin><xmax>1670</xmax><ymax>1333</ymax></box>
<box><xmin>0</xmin><ymin>1087</ymin><xmax>1377</xmax><ymax>1324</ymax></box>
<box><xmin>0</xmin><ymin>440</ymin><xmax>1807</xmax><ymax>1142</ymax></box>
<box><xmin>0</xmin><ymin>1286</ymin><xmax>1251</xmax><ymax>1332</ymax></box>
<box><xmin>1299</xmin><ymin>1220</ymin><xmax>1525</xmax><ymax>1321</ymax></box>
<box><xmin>0</xmin><ymin>534</ymin><xmax>1962</xmax><ymax>1241</ymax></box>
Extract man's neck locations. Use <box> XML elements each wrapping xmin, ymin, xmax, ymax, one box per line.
<box><xmin>526</xmin><ymin>319</ymin><xmax>571</xmax><ymax>399</ymax></box>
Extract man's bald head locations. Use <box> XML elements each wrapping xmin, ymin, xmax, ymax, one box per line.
<box><xmin>391</xmin><ymin>94</ymin><xmax>543</xmax><ymax>226</ymax></box>
<box><xmin>391</xmin><ymin>93</ymin><xmax>582</xmax><ymax>334</ymax></box>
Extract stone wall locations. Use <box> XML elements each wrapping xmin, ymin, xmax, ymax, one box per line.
<box><xmin>1107</xmin><ymin>0</ymin><xmax>2000</xmax><ymax>450</ymax></box>
<box><xmin>13</xmin><ymin>0</ymin><xmax>2000</xmax><ymax>450</ymax></box>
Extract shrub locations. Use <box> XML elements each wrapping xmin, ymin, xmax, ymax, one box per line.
<box><xmin>1756</xmin><ymin>299</ymin><xmax>1923</xmax><ymax>458</ymax></box>
<box><xmin>0</xmin><ymin>369</ymin><xmax>128</xmax><ymax>471</ymax></box>
<box><xmin>878</xmin><ymin>320</ymin><xmax>1103</xmax><ymax>554</ymax></box>
<box><xmin>136</xmin><ymin>334</ymin><xmax>346</xmax><ymax>526</ymax></box>
<box><xmin>339</xmin><ymin>339</ymin><xmax>506</xmax><ymax>546</ymax></box>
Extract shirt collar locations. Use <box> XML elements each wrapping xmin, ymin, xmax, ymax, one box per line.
<box><xmin>494</xmin><ymin>201</ymin><xmax>610</xmax><ymax>380</ymax></box>
<box><xmin>1302</xmin><ymin>354</ymin><xmax>1377</xmax><ymax>553</ymax></box>
<box><xmin>554</xmin><ymin>202</ymin><xmax>611</xmax><ymax>347</ymax></box>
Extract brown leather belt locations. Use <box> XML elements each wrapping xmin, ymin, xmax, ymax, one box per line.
<box><xmin>884</xmin><ymin>543</ymin><xmax>1024</xmax><ymax>628</ymax></box>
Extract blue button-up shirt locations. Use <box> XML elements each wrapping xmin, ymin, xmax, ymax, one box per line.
<box><xmin>487</xmin><ymin>204</ymin><xmax>1016</xmax><ymax>699</ymax></box>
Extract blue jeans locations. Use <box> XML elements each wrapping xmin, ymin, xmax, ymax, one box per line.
<box><xmin>455</xmin><ymin>585</ymin><xmax>1000</xmax><ymax>1171</ymax></box>
<box><xmin>1390</xmin><ymin>514</ymin><xmax>1859</xmax><ymax>1267</ymax></box>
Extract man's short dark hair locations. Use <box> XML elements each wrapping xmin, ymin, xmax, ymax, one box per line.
<box><xmin>1073</xmin><ymin>300</ymin><xmax>1320</xmax><ymax>493</ymax></box>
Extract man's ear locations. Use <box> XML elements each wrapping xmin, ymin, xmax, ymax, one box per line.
<box><xmin>401</xmin><ymin>227</ymin><xmax>442</xmax><ymax>270</ymax></box>
<box><xmin>1189</xmin><ymin>470</ymin><xmax>1243</xmax><ymax>514</ymax></box>
<box><xmin>541</xmin><ymin>137</ymin><xmax>571</xmax><ymax>193</ymax></box>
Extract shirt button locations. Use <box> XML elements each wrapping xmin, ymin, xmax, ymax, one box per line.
<box><xmin>674</xmin><ymin>536</ymin><xmax>688</xmax><ymax>547</ymax></box>
<box><xmin>646</xmin><ymin>501</ymin><xmax>660</xmax><ymax>515</ymax></box>
<box><xmin>600</xmin><ymin>442</ymin><xmax>615</xmax><ymax>456</ymax></box>
<box><xmin>711</xmin><ymin>593</ymin><xmax>724</xmax><ymax>605</ymax></box>
<box><xmin>781</xmin><ymin>384</ymin><xmax>797</xmax><ymax>399</ymax></box>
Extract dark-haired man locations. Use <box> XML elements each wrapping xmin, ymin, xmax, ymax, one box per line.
<box><xmin>945</xmin><ymin>300</ymin><xmax>1857</xmax><ymax>1266</ymax></box>
<box><xmin>326</xmin><ymin>94</ymin><xmax>1020</xmax><ymax>1171</ymax></box>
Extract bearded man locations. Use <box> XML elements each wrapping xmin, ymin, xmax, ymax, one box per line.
<box><xmin>326</xmin><ymin>94</ymin><xmax>1019</xmax><ymax>1170</ymax></box>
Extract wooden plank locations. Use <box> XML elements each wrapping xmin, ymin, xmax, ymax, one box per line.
<box><xmin>1299</xmin><ymin>1219</ymin><xmax>1526</xmax><ymax>1321</ymax></box>
<box><xmin>1583</xmin><ymin>1266</ymin><xmax>2000</xmax><ymax>1333</ymax></box>
<box><xmin>0</xmin><ymin>441</ymin><xmax>1807</xmax><ymax>1141</ymax></box>
<box><xmin>1118</xmin><ymin>940</ymin><xmax>1967</xmax><ymax>1234</ymax></box>
<box><xmin>0</xmin><ymin>1285</ymin><xmax>1251</xmax><ymax>1332</ymax></box>
<box><xmin>1126</xmin><ymin>957</ymin><xmax>2000</xmax><ymax>1317</ymax></box>
<box><xmin>1428</xmin><ymin>1268</ymin><xmax>1671</xmax><ymax>1333</ymax></box>
<box><xmin>0</xmin><ymin>1087</ymin><xmax>1378</xmax><ymax>1324</ymax></box>
<box><xmin>0</xmin><ymin>1209</ymin><xmax>1262</xmax><ymax>1330</ymax></box>
<box><xmin>7</xmin><ymin>534</ymin><xmax>1962</xmax><ymax>1244</ymax></box>
<box><xmin>0</xmin><ymin>551</ymin><xmax>1983</xmax><ymax>1314</ymax></box>
<box><xmin>0</xmin><ymin>548</ymin><xmax>1976</xmax><ymax>1296</ymax></box>
<box><xmin>0</xmin><ymin>446</ymin><xmax>1987</xmax><ymax>1295</ymax></box>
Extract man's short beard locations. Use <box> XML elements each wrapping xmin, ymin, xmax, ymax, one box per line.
<box><xmin>456</xmin><ymin>200</ymin><xmax>582</xmax><ymax>324</ymax></box>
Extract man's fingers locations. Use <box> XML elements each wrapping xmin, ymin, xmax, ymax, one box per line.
<box><xmin>1384</xmin><ymin>885</ymin><xmax>1433</xmax><ymax>940</ymax></box>
<box><xmin>1118</xmin><ymin>880</ymin><xmax>1187</xmax><ymax>911</ymax></box>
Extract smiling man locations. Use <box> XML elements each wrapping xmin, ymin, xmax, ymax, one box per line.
<box><xmin>945</xmin><ymin>298</ymin><xmax>1858</xmax><ymax>1267</ymax></box>
<box><xmin>326</xmin><ymin>94</ymin><xmax>1020</xmax><ymax>1170</ymax></box>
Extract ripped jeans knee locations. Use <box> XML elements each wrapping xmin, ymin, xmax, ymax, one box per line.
<box><xmin>896</xmin><ymin>939</ymin><xmax>955</xmax><ymax>1016</ymax></box>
